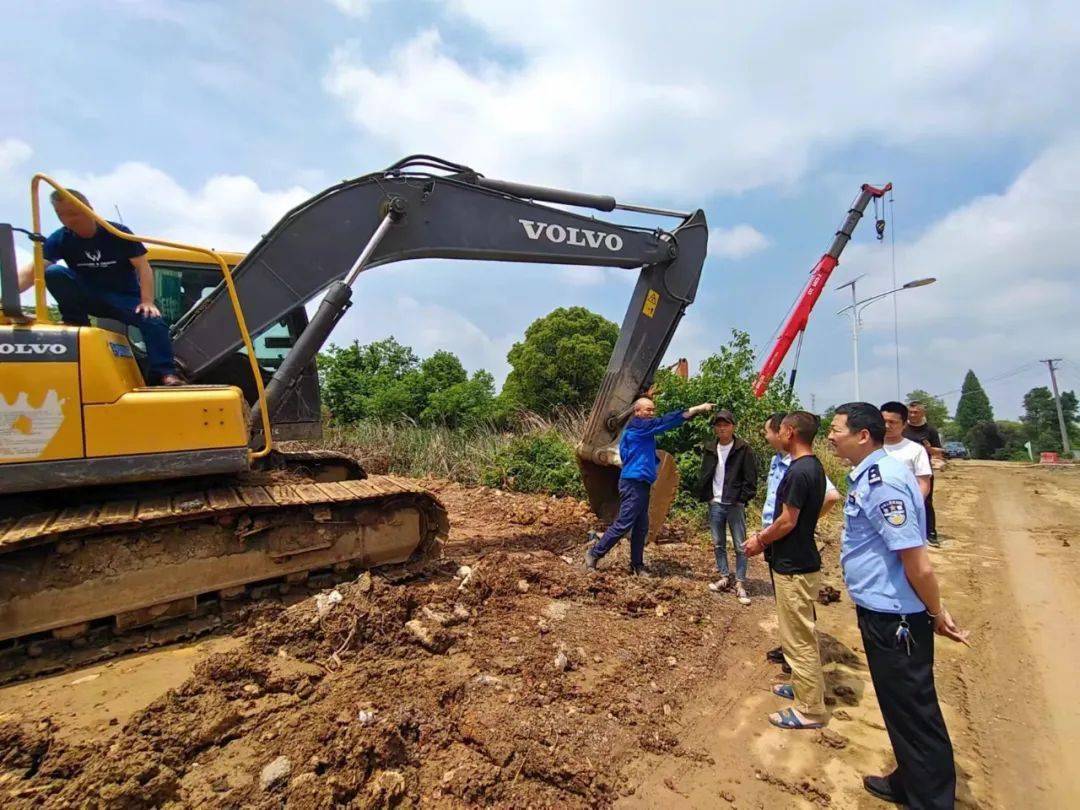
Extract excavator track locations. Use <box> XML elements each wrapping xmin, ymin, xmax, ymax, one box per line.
<box><xmin>0</xmin><ymin>469</ymin><xmax>447</xmax><ymax>683</ymax></box>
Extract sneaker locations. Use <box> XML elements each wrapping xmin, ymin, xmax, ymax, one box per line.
<box><xmin>927</xmin><ymin>535</ymin><xmax>942</xmax><ymax>548</ymax></box>
<box><xmin>708</xmin><ymin>575</ymin><xmax>731</xmax><ymax>593</ymax></box>
<box><xmin>736</xmin><ymin>582</ymin><xmax>751</xmax><ymax>605</ymax></box>
<box><xmin>630</xmin><ymin>565</ymin><xmax>658</xmax><ymax>578</ymax></box>
<box><xmin>766</xmin><ymin>646</ymin><xmax>786</xmax><ymax>664</ymax></box>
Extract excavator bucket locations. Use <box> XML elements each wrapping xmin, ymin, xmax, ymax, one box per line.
<box><xmin>646</xmin><ymin>451</ymin><xmax>680</xmax><ymax>541</ymax></box>
<box><xmin>579</xmin><ymin>450</ymin><xmax>680</xmax><ymax>543</ymax></box>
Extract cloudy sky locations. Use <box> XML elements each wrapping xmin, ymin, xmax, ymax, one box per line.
<box><xmin>4</xmin><ymin>0</ymin><xmax>1079</xmax><ymax>417</ymax></box>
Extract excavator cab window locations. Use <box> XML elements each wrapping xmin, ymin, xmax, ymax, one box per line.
<box><xmin>115</xmin><ymin>260</ymin><xmax>298</xmax><ymax>374</ymax></box>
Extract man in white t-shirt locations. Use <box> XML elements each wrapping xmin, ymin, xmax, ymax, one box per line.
<box><xmin>880</xmin><ymin>402</ymin><xmax>932</xmax><ymax>502</ymax></box>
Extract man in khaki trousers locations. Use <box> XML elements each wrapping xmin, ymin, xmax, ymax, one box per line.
<box><xmin>745</xmin><ymin>411</ymin><xmax>828</xmax><ymax>729</ymax></box>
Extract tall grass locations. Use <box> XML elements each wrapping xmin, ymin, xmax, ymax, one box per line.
<box><xmin>320</xmin><ymin>421</ymin><xmax>509</xmax><ymax>484</ymax></box>
<box><xmin>318</xmin><ymin>409</ymin><xmax>589</xmax><ymax>485</ymax></box>
<box><xmin>317</xmin><ymin>417</ymin><xmax>851</xmax><ymax>537</ymax></box>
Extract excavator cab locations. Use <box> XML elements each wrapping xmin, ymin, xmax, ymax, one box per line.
<box><xmin>0</xmin><ymin>222</ymin><xmax>251</xmax><ymax>494</ymax></box>
<box><xmin>132</xmin><ymin>247</ymin><xmax>320</xmax><ymax>440</ymax></box>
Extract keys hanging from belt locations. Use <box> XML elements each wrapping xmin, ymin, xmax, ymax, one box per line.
<box><xmin>895</xmin><ymin>616</ymin><xmax>913</xmax><ymax>656</ymax></box>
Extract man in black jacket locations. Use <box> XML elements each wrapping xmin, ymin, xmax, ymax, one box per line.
<box><xmin>695</xmin><ymin>410</ymin><xmax>758</xmax><ymax>603</ymax></box>
<box><xmin>903</xmin><ymin>400</ymin><xmax>944</xmax><ymax>546</ymax></box>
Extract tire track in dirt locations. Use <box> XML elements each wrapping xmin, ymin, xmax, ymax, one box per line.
<box><xmin>961</xmin><ymin>463</ymin><xmax>1080</xmax><ymax>807</ymax></box>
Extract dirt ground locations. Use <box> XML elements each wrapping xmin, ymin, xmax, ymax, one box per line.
<box><xmin>1</xmin><ymin>463</ymin><xmax>1078</xmax><ymax>808</ymax></box>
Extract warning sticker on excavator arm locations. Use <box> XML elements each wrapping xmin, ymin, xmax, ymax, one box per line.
<box><xmin>643</xmin><ymin>289</ymin><xmax>660</xmax><ymax>318</ymax></box>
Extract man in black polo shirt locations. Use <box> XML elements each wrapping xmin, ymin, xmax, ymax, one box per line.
<box><xmin>18</xmin><ymin>188</ymin><xmax>181</xmax><ymax>385</ymax></box>
<box><xmin>745</xmin><ymin>411</ymin><xmax>827</xmax><ymax>729</ymax></box>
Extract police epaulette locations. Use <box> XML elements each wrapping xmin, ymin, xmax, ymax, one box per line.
<box><xmin>867</xmin><ymin>464</ymin><xmax>882</xmax><ymax>486</ymax></box>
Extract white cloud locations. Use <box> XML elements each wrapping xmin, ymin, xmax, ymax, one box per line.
<box><xmin>327</xmin><ymin>0</ymin><xmax>375</xmax><ymax>16</ymax></box>
<box><xmin>0</xmin><ymin>139</ymin><xmax>32</xmax><ymax>174</ymax></box>
<box><xmin>708</xmin><ymin>224</ymin><xmax>769</xmax><ymax>260</ymax></box>
<box><xmin>324</xmin><ymin>3</ymin><xmax>1080</xmax><ymax>196</ymax></box>
<box><xmin>46</xmin><ymin>162</ymin><xmax>312</xmax><ymax>252</ymax></box>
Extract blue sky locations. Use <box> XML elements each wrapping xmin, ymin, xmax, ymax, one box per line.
<box><xmin>4</xmin><ymin>0</ymin><xmax>1079</xmax><ymax>418</ymax></box>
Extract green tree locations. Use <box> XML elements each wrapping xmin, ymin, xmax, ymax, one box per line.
<box><xmin>422</xmin><ymin>370</ymin><xmax>498</xmax><ymax>428</ymax></box>
<box><xmin>954</xmin><ymin>370</ymin><xmax>993</xmax><ymax>436</ymax></box>
<box><xmin>994</xmin><ymin>420</ymin><xmax>1030</xmax><ymax>461</ymax></box>
<box><xmin>319</xmin><ymin>337</ymin><xmax>419</xmax><ymax>423</ymax></box>
<box><xmin>503</xmin><ymin>307</ymin><xmax>619</xmax><ymax>414</ymax></box>
<box><xmin>319</xmin><ymin>338</ymin><xmax>497</xmax><ymax>426</ymax></box>
<box><xmin>905</xmin><ymin>389</ymin><xmax>948</xmax><ymax>428</ymax></box>
<box><xmin>651</xmin><ymin>330</ymin><xmax>795</xmax><ymax>501</ymax></box>
<box><xmin>818</xmin><ymin>405</ymin><xmax>837</xmax><ymax>438</ymax></box>
<box><xmin>964</xmin><ymin>420</ymin><xmax>1003</xmax><ymax>459</ymax></box>
<box><xmin>1021</xmin><ymin>386</ymin><xmax>1079</xmax><ymax>454</ymax></box>
<box><xmin>418</xmin><ymin>351</ymin><xmax>468</xmax><ymax>395</ymax></box>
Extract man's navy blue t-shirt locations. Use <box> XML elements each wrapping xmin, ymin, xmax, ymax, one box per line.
<box><xmin>43</xmin><ymin>222</ymin><xmax>147</xmax><ymax>296</ymax></box>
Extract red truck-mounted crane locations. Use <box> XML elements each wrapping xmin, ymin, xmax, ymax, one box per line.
<box><xmin>751</xmin><ymin>183</ymin><xmax>892</xmax><ymax>398</ymax></box>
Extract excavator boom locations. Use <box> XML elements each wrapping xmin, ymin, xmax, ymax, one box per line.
<box><xmin>173</xmin><ymin>155</ymin><xmax>709</xmax><ymax>522</ymax></box>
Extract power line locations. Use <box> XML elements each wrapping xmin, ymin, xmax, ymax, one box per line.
<box><xmin>928</xmin><ymin>362</ymin><xmax>1042</xmax><ymax>400</ymax></box>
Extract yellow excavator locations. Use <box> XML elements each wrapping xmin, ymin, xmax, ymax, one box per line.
<box><xmin>0</xmin><ymin>155</ymin><xmax>708</xmax><ymax>663</ymax></box>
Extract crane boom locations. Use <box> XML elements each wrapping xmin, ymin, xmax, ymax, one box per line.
<box><xmin>751</xmin><ymin>183</ymin><xmax>891</xmax><ymax>398</ymax></box>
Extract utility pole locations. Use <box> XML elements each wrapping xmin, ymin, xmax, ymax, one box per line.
<box><xmin>1040</xmin><ymin>359</ymin><xmax>1073</xmax><ymax>458</ymax></box>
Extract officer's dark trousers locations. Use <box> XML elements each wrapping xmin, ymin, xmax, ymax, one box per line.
<box><xmin>857</xmin><ymin>606</ymin><xmax>956</xmax><ymax>810</ymax></box>
<box><xmin>591</xmin><ymin>478</ymin><xmax>650</xmax><ymax>569</ymax></box>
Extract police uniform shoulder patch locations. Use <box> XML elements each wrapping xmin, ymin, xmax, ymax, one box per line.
<box><xmin>879</xmin><ymin>499</ymin><xmax>907</xmax><ymax>527</ymax></box>
<box><xmin>867</xmin><ymin>464</ymin><xmax>882</xmax><ymax>486</ymax></box>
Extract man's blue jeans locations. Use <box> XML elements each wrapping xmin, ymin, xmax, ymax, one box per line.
<box><xmin>591</xmin><ymin>477</ymin><xmax>651</xmax><ymax>569</ymax></box>
<box><xmin>45</xmin><ymin>264</ymin><xmax>176</xmax><ymax>379</ymax></box>
<box><xmin>709</xmin><ymin>501</ymin><xmax>747</xmax><ymax>581</ymax></box>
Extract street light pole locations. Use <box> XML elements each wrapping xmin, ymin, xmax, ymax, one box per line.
<box><xmin>836</xmin><ymin>276</ymin><xmax>866</xmax><ymax>400</ymax></box>
<box><xmin>836</xmin><ymin>277</ymin><xmax>936</xmax><ymax>402</ymax></box>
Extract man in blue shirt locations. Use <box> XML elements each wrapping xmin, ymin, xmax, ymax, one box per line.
<box><xmin>829</xmin><ymin>402</ymin><xmax>968</xmax><ymax>809</ymax></box>
<box><xmin>19</xmin><ymin>188</ymin><xmax>181</xmax><ymax>385</ymax></box>
<box><xmin>586</xmin><ymin>397</ymin><xmax>714</xmax><ymax>575</ymax></box>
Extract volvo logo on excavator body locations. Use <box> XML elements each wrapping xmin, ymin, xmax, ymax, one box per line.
<box><xmin>518</xmin><ymin>219</ymin><xmax>624</xmax><ymax>252</ymax></box>
<box><xmin>0</xmin><ymin>343</ymin><xmax>68</xmax><ymax>356</ymax></box>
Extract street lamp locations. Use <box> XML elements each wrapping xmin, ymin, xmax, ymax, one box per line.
<box><xmin>836</xmin><ymin>276</ymin><xmax>936</xmax><ymax>400</ymax></box>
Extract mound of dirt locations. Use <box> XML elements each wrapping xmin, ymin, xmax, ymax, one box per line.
<box><xmin>0</xmin><ymin>482</ymin><xmax>755</xmax><ymax>808</ymax></box>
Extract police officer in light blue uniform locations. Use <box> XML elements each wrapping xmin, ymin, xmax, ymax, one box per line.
<box><xmin>829</xmin><ymin>403</ymin><xmax>968</xmax><ymax>810</ymax></box>
<box><xmin>842</xmin><ymin>448</ymin><xmax>927</xmax><ymax>614</ymax></box>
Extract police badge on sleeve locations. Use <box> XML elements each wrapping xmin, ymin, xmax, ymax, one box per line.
<box><xmin>879</xmin><ymin>499</ymin><xmax>907</xmax><ymax>527</ymax></box>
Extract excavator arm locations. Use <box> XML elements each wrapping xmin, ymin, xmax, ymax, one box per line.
<box><xmin>172</xmin><ymin>155</ymin><xmax>709</xmax><ymax>524</ymax></box>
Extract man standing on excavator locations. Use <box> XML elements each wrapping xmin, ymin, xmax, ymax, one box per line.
<box><xmin>586</xmin><ymin>397</ymin><xmax>714</xmax><ymax>575</ymax></box>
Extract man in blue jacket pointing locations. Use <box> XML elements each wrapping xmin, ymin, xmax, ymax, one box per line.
<box><xmin>586</xmin><ymin>397</ymin><xmax>714</xmax><ymax>575</ymax></box>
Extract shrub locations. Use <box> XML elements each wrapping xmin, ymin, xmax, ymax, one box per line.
<box><xmin>482</xmin><ymin>430</ymin><xmax>586</xmax><ymax>498</ymax></box>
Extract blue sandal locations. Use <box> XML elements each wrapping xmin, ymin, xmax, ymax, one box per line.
<box><xmin>772</xmin><ymin>683</ymin><xmax>795</xmax><ymax>700</ymax></box>
<box><xmin>769</xmin><ymin>707</ymin><xmax>824</xmax><ymax>730</ymax></box>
